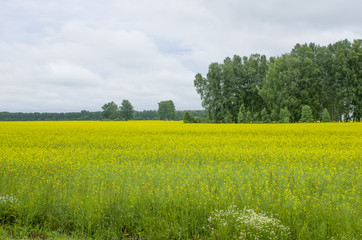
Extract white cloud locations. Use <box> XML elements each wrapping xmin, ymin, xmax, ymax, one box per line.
<box><xmin>0</xmin><ymin>0</ymin><xmax>361</xmax><ymax>112</ymax></box>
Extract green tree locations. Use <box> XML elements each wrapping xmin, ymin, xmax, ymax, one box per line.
<box><xmin>279</xmin><ymin>107</ymin><xmax>291</xmax><ymax>123</ymax></box>
<box><xmin>322</xmin><ymin>108</ymin><xmax>331</xmax><ymax>122</ymax></box>
<box><xmin>270</xmin><ymin>109</ymin><xmax>279</xmax><ymax>122</ymax></box>
<box><xmin>120</xmin><ymin>99</ymin><xmax>134</xmax><ymax>121</ymax></box>
<box><xmin>224</xmin><ymin>111</ymin><xmax>233</xmax><ymax>123</ymax></box>
<box><xmin>245</xmin><ymin>111</ymin><xmax>253</xmax><ymax>123</ymax></box>
<box><xmin>301</xmin><ymin>105</ymin><xmax>314</xmax><ymax>123</ymax></box>
<box><xmin>350</xmin><ymin>39</ymin><xmax>361</xmax><ymax>122</ymax></box>
<box><xmin>183</xmin><ymin>112</ymin><xmax>194</xmax><ymax>123</ymax></box>
<box><xmin>260</xmin><ymin>54</ymin><xmax>301</xmax><ymax>122</ymax></box>
<box><xmin>101</xmin><ymin>101</ymin><xmax>119</xmax><ymax>120</ymax></box>
<box><xmin>158</xmin><ymin>100</ymin><xmax>176</xmax><ymax>120</ymax></box>
<box><xmin>194</xmin><ymin>54</ymin><xmax>268</xmax><ymax>123</ymax></box>
<box><xmin>238</xmin><ymin>105</ymin><xmax>247</xmax><ymax>123</ymax></box>
<box><xmin>260</xmin><ymin>108</ymin><xmax>271</xmax><ymax>123</ymax></box>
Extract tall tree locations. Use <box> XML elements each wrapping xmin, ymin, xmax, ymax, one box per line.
<box><xmin>194</xmin><ymin>54</ymin><xmax>268</xmax><ymax>123</ymax></box>
<box><xmin>101</xmin><ymin>101</ymin><xmax>119</xmax><ymax>120</ymax></box>
<box><xmin>158</xmin><ymin>100</ymin><xmax>176</xmax><ymax>120</ymax></box>
<box><xmin>120</xmin><ymin>99</ymin><xmax>134</xmax><ymax>121</ymax></box>
<box><xmin>350</xmin><ymin>39</ymin><xmax>361</xmax><ymax>121</ymax></box>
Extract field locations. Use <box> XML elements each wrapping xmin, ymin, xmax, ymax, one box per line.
<box><xmin>0</xmin><ymin>121</ymin><xmax>361</xmax><ymax>239</ymax></box>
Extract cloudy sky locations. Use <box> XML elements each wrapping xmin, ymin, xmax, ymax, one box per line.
<box><xmin>1</xmin><ymin>0</ymin><xmax>361</xmax><ymax>112</ymax></box>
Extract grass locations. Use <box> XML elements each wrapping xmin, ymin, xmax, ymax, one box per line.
<box><xmin>0</xmin><ymin>121</ymin><xmax>361</xmax><ymax>239</ymax></box>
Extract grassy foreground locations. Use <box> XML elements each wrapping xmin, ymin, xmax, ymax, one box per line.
<box><xmin>0</xmin><ymin>121</ymin><xmax>361</xmax><ymax>239</ymax></box>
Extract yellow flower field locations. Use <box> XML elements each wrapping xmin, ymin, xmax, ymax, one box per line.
<box><xmin>0</xmin><ymin>121</ymin><xmax>361</xmax><ymax>239</ymax></box>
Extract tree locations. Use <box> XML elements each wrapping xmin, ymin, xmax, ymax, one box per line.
<box><xmin>245</xmin><ymin>111</ymin><xmax>253</xmax><ymax>123</ymax></box>
<box><xmin>270</xmin><ymin>109</ymin><xmax>279</xmax><ymax>122</ymax></box>
<box><xmin>102</xmin><ymin>101</ymin><xmax>119</xmax><ymax>120</ymax></box>
<box><xmin>260</xmin><ymin>108</ymin><xmax>271</xmax><ymax>123</ymax></box>
<box><xmin>224</xmin><ymin>111</ymin><xmax>233</xmax><ymax>123</ymax></box>
<box><xmin>158</xmin><ymin>100</ymin><xmax>175</xmax><ymax>120</ymax></box>
<box><xmin>322</xmin><ymin>108</ymin><xmax>331</xmax><ymax>122</ymax></box>
<box><xmin>301</xmin><ymin>105</ymin><xmax>314</xmax><ymax>123</ymax></box>
<box><xmin>194</xmin><ymin>54</ymin><xmax>268</xmax><ymax>123</ymax></box>
<box><xmin>120</xmin><ymin>99</ymin><xmax>134</xmax><ymax>121</ymax></box>
<box><xmin>279</xmin><ymin>107</ymin><xmax>291</xmax><ymax>123</ymax></box>
<box><xmin>238</xmin><ymin>105</ymin><xmax>247</xmax><ymax>123</ymax></box>
<box><xmin>183</xmin><ymin>112</ymin><xmax>194</xmax><ymax>123</ymax></box>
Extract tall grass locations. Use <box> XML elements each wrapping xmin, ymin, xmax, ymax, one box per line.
<box><xmin>0</xmin><ymin>121</ymin><xmax>361</xmax><ymax>239</ymax></box>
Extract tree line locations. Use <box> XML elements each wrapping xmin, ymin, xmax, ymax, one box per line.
<box><xmin>194</xmin><ymin>39</ymin><xmax>361</xmax><ymax>123</ymax></box>
<box><xmin>0</xmin><ymin>100</ymin><xmax>205</xmax><ymax>121</ymax></box>
<box><xmin>0</xmin><ymin>109</ymin><xmax>205</xmax><ymax>121</ymax></box>
<box><xmin>100</xmin><ymin>99</ymin><xmax>204</xmax><ymax>121</ymax></box>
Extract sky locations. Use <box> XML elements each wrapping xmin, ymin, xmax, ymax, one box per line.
<box><xmin>1</xmin><ymin>0</ymin><xmax>361</xmax><ymax>112</ymax></box>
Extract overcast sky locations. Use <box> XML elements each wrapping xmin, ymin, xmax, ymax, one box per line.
<box><xmin>1</xmin><ymin>0</ymin><xmax>361</xmax><ymax>112</ymax></box>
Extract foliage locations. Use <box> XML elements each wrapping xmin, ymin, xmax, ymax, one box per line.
<box><xmin>0</xmin><ymin>111</ymin><xmax>105</xmax><ymax>121</ymax></box>
<box><xmin>183</xmin><ymin>112</ymin><xmax>203</xmax><ymax>123</ymax></box>
<box><xmin>183</xmin><ymin>112</ymin><xmax>194</xmax><ymax>123</ymax></box>
<box><xmin>301</xmin><ymin>105</ymin><xmax>314</xmax><ymax>123</ymax></box>
<box><xmin>158</xmin><ymin>100</ymin><xmax>176</xmax><ymax>120</ymax></box>
<box><xmin>271</xmin><ymin>109</ymin><xmax>279</xmax><ymax>122</ymax></box>
<box><xmin>195</xmin><ymin>39</ymin><xmax>362</xmax><ymax>123</ymax></box>
<box><xmin>0</xmin><ymin>121</ymin><xmax>361</xmax><ymax>239</ymax></box>
<box><xmin>238</xmin><ymin>105</ymin><xmax>247</xmax><ymax>123</ymax></box>
<box><xmin>261</xmin><ymin>108</ymin><xmax>271</xmax><ymax>123</ymax></box>
<box><xmin>101</xmin><ymin>101</ymin><xmax>119</xmax><ymax>120</ymax></box>
<box><xmin>322</xmin><ymin>108</ymin><xmax>331</xmax><ymax>122</ymax></box>
<box><xmin>119</xmin><ymin>99</ymin><xmax>134</xmax><ymax>121</ymax></box>
<box><xmin>194</xmin><ymin>54</ymin><xmax>268</xmax><ymax>123</ymax></box>
<box><xmin>245</xmin><ymin>111</ymin><xmax>253</xmax><ymax>123</ymax></box>
<box><xmin>133</xmin><ymin>110</ymin><xmax>159</xmax><ymax>120</ymax></box>
<box><xmin>279</xmin><ymin>107</ymin><xmax>291</xmax><ymax>123</ymax></box>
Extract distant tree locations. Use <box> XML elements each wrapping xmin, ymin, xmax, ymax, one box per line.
<box><xmin>279</xmin><ymin>107</ymin><xmax>291</xmax><ymax>123</ymax></box>
<box><xmin>134</xmin><ymin>110</ymin><xmax>158</xmax><ymax>120</ymax></box>
<box><xmin>158</xmin><ymin>100</ymin><xmax>176</xmax><ymax>120</ymax></box>
<box><xmin>238</xmin><ymin>105</ymin><xmax>247</xmax><ymax>123</ymax></box>
<box><xmin>119</xmin><ymin>99</ymin><xmax>134</xmax><ymax>121</ymax></box>
<box><xmin>321</xmin><ymin>108</ymin><xmax>331</xmax><ymax>122</ymax></box>
<box><xmin>301</xmin><ymin>105</ymin><xmax>314</xmax><ymax>123</ymax></box>
<box><xmin>80</xmin><ymin>110</ymin><xmax>90</xmax><ymax>120</ymax></box>
<box><xmin>260</xmin><ymin>108</ymin><xmax>271</xmax><ymax>123</ymax></box>
<box><xmin>183</xmin><ymin>112</ymin><xmax>194</xmax><ymax>123</ymax></box>
<box><xmin>102</xmin><ymin>101</ymin><xmax>119</xmax><ymax>120</ymax></box>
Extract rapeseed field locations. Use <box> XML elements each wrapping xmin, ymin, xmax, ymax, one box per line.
<box><xmin>0</xmin><ymin>121</ymin><xmax>361</xmax><ymax>239</ymax></box>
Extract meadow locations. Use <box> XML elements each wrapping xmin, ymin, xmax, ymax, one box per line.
<box><xmin>0</xmin><ymin>121</ymin><xmax>361</xmax><ymax>239</ymax></box>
